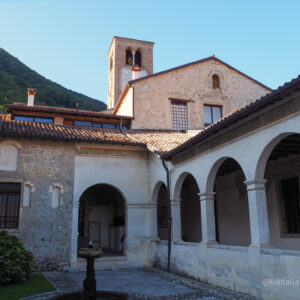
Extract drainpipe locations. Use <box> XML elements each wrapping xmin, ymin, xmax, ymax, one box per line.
<box><xmin>162</xmin><ymin>159</ymin><xmax>172</xmax><ymax>272</ymax></box>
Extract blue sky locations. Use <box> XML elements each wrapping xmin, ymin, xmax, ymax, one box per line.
<box><xmin>0</xmin><ymin>0</ymin><xmax>299</xmax><ymax>104</ymax></box>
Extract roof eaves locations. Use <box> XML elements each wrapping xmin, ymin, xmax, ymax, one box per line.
<box><xmin>5</xmin><ymin>104</ymin><xmax>133</xmax><ymax>120</ymax></box>
<box><xmin>128</xmin><ymin>56</ymin><xmax>272</xmax><ymax>91</ymax></box>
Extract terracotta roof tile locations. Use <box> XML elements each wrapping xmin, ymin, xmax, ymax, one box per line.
<box><xmin>0</xmin><ymin>115</ymin><xmax>193</xmax><ymax>152</ymax></box>
<box><xmin>0</xmin><ymin>117</ymin><xmax>142</xmax><ymax>146</ymax></box>
<box><xmin>5</xmin><ymin>103</ymin><xmax>132</xmax><ymax>120</ymax></box>
<box><xmin>125</xmin><ymin>130</ymin><xmax>193</xmax><ymax>153</ymax></box>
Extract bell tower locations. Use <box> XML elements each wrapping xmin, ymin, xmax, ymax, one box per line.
<box><xmin>107</xmin><ymin>36</ymin><xmax>154</xmax><ymax>109</ymax></box>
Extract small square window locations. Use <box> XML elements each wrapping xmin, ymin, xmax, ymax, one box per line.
<box><xmin>171</xmin><ymin>102</ymin><xmax>188</xmax><ymax>130</ymax></box>
<box><xmin>204</xmin><ymin>105</ymin><xmax>222</xmax><ymax>127</ymax></box>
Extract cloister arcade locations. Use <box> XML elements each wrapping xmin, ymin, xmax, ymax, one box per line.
<box><xmin>154</xmin><ymin>130</ymin><xmax>300</xmax><ymax>252</ymax></box>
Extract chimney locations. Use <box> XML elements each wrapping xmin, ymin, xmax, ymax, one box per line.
<box><xmin>27</xmin><ymin>88</ymin><xmax>36</xmax><ymax>106</ymax></box>
<box><xmin>131</xmin><ymin>65</ymin><xmax>142</xmax><ymax>80</ymax></box>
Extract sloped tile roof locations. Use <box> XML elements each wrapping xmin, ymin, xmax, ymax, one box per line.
<box><xmin>0</xmin><ymin>116</ymin><xmax>142</xmax><ymax>145</ymax></box>
<box><xmin>5</xmin><ymin>103</ymin><xmax>132</xmax><ymax>120</ymax></box>
<box><xmin>125</xmin><ymin>130</ymin><xmax>194</xmax><ymax>152</ymax></box>
<box><xmin>0</xmin><ymin>115</ymin><xmax>192</xmax><ymax>150</ymax></box>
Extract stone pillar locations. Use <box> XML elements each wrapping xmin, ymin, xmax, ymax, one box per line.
<box><xmin>171</xmin><ymin>198</ymin><xmax>182</xmax><ymax>241</ymax></box>
<box><xmin>198</xmin><ymin>192</ymin><xmax>217</xmax><ymax>244</ymax></box>
<box><xmin>244</xmin><ymin>179</ymin><xmax>271</xmax><ymax>247</ymax></box>
<box><xmin>70</xmin><ymin>200</ymin><xmax>79</xmax><ymax>265</ymax></box>
<box><xmin>149</xmin><ymin>203</ymin><xmax>158</xmax><ymax>239</ymax></box>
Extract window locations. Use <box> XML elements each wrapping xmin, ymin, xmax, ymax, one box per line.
<box><xmin>135</xmin><ymin>51</ymin><xmax>142</xmax><ymax>67</ymax></box>
<box><xmin>0</xmin><ymin>182</ymin><xmax>21</xmax><ymax>229</ymax></box>
<box><xmin>281</xmin><ymin>177</ymin><xmax>300</xmax><ymax>234</ymax></box>
<box><xmin>126</xmin><ymin>49</ymin><xmax>133</xmax><ymax>65</ymax></box>
<box><xmin>34</xmin><ymin>117</ymin><xmax>53</xmax><ymax>124</ymax></box>
<box><xmin>64</xmin><ymin>120</ymin><xmax>128</xmax><ymax>129</ymax></box>
<box><xmin>212</xmin><ymin>74</ymin><xmax>220</xmax><ymax>89</ymax></box>
<box><xmin>102</xmin><ymin>123</ymin><xmax>116</xmax><ymax>129</ymax></box>
<box><xmin>14</xmin><ymin>116</ymin><xmax>33</xmax><ymax>122</ymax></box>
<box><xmin>171</xmin><ymin>101</ymin><xmax>188</xmax><ymax>130</ymax></box>
<box><xmin>204</xmin><ymin>105</ymin><xmax>222</xmax><ymax>127</ymax></box>
<box><xmin>14</xmin><ymin>116</ymin><xmax>53</xmax><ymax>124</ymax></box>
<box><xmin>74</xmin><ymin>121</ymin><xmax>92</xmax><ymax>127</ymax></box>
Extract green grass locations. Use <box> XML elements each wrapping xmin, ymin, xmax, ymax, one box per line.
<box><xmin>0</xmin><ymin>273</ymin><xmax>56</xmax><ymax>300</ymax></box>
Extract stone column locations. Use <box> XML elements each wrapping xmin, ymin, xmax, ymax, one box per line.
<box><xmin>70</xmin><ymin>200</ymin><xmax>79</xmax><ymax>265</ymax></box>
<box><xmin>149</xmin><ymin>202</ymin><xmax>158</xmax><ymax>239</ymax></box>
<box><xmin>244</xmin><ymin>179</ymin><xmax>271</xmax><ymax>247</ymax></box>
<box><xmin>170</xmin><ymin>198</ymin><xmax>182</xmax><ymax>241</ymax></box>
<box><xmin>199</xmin><ymin>192</ymin><xmax>217</xmax><ymax>244</ymax></box>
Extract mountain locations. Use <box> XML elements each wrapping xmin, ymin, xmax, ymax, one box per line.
<box><xmin>0</xmin><ymin>48</ymin><xmax>106</xmax><ymax>113</ymax></box>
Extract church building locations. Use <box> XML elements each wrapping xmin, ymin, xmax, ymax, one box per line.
<box><xmin>1</xmin><ymin>36</ymin><xmax>300</xmax><ymax>300</ymax></box>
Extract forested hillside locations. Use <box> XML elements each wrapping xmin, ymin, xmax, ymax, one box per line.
<box><xmin>0</xmin><ymin>48</ymin><xmax>106</xmax><ymax>113</ymax></box>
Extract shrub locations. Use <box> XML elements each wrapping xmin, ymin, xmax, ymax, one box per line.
<box><xmin>0</xmin><ymin>230</ymin><xmax>33</xmax><ymax>285</ymax></box>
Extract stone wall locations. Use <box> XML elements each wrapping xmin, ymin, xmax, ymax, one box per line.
<box><xmin>108</xmin><ymin>37</ymin><xmax>154</xmax><ymax>109</ymax></box>
<box><xmin>131</xmin><ymin>59</ymin><xmax>270</xmax><ymax>129</ymax></box>
<box><xmin>0</xmin><ymin>138</ymin><xmax>75</xmax><ymax>270</ymax></box>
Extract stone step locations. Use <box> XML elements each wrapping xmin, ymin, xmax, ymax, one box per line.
<box><xmin>65</xmin><ymin>256</ymin><xmax>144</xmax><ymax>272</ymax></box>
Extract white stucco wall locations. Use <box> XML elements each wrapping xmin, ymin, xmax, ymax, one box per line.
<box><xmin>116</xmin><ymin>86</ymin><xmax>134</xmax><ymax>117</ymax></box>
<box><xmin>71</xmin><ymin>153</ymin><xmax>151</xmax><ymax>264</ymax></box>
<box><xmin>148</xmin><ymin>112</ymin><xmax>300</xmax><ymax>299</ymax></box>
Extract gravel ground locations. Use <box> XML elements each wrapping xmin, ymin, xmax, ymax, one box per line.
<box><xmin>20</xmin><ymin>268</ymin><xmax>256</xmax><ymax>300</ymax></box>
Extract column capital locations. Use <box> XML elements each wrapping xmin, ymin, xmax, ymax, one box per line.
<box><xmin>244</xmin><ymin>179</ymin><xmax>267</xmax><ymax>191</ymax></box>
<box><xmin>198</xmin><ymin>192</ymin><xmax>215</xmax><ymax>201</ymax></box>
<box><xmin>72</xmin><ymin>201</ymin><xmax>79</xmax><ymax>208</ymax></box>
<box><xmin>170</xmin><ymin>198</ymin><xmax>182</xmax><ymax>205</ymax></box>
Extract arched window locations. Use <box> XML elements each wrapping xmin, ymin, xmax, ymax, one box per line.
<box><xmin>212</xmin><ymin>74</ymin><xmax>220</xmax><ymax>89</ymax></box>
<box><xmin>135</xmin><ymin>50</ymin><xmax>142</xmax><ymax>67</ymax></box>
<box><xmin>126</xmin><ymin>49</ymin><xmax>133</xmax><ymax>65</ymax></box>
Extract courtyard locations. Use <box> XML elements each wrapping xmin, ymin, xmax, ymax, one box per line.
<box><xmin>21</xmin><ymin>268</ymin><xmax>255</xmax><ymax>300</ymax></box>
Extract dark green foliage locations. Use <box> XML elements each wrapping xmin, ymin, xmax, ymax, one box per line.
<box><xmin>0</xmin><ymin>230</ymin><xmax>34</xmax><ymax>285</ymax></box>
<box><xmin>0</xmin><ymin>48</ymin><xmax>106</xmax><ymax>111</ymax></box>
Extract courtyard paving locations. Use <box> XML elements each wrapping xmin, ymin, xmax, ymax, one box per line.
<box><xmin>23</xmin><ymin>268</ymin><xmax>256</xmax><ymax>300</ymax></box>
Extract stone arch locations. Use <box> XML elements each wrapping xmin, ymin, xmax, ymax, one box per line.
<box><xmin>0</xmin><ymin>140</ymin><xmax>21</xmax><ymax>171</ymax></box>
<box><xmin>212</xmin><ymin>157</ymin><xmax>251</xmax><ymax>246</ymax></box>
<box><xmin>255</xmin><ymin>132</ymin><xmax>298</xmax><ymax>179</ymax></box>
<box><xmin>77</xmin><ymin>183</ymin><xmax>127</xmax><ymax>256</ymax></box>
<box><xmin>258</xmin><ymin>132</ymin><xmax>300</xmax><ymax>250</ymax></box>
<box><xmin>208</xmin><ymin>70</ymin><xmax>224</xmax><ymax>89</ymax></box>
<box><xmin>151</xmin><ymin>181</ymin><xmax>165</xmax><ymax>204</ymax></box>
<box><xmin>126</xmin><ymin>48</ymin><xmax>133</xmax><ymax>65</ymax></box>
<box><xmin>173</xmin><ymin>172</ymin><xmax>202</xmax><ymax>242</ymax></box>
<box><xmin>152</xmin><ymin>181</ymin><xmax>169</xmax><ymax>240</ymax></box>
<box><xmin>23</xmin><ymin>181</ymin><xmax>35</xmax><ymax>207</ymax></box>
<box><xmin>173</xmin><ymin>171</ymin><xmax>200</xmax><ymax>199</ymax></box>
<box><xmin>75</xmin><ymin>182</ymin><xmax>128</xmax><ymax>207</ymax></box>
<box><xmin>135</xmin><ymin>50</ymin><xmax>142</xmax><ymax>67</ymax></box>
<box><xmin>205</xmin><ymin>156</ymin><xmax>238</xmax><ymax>193</ymax></box>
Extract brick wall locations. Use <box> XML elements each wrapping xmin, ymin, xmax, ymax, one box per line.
<box><xmin>131</xmin><ymin>59</ymin><xmax>270</xmax><ymax>129</ymax></box>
